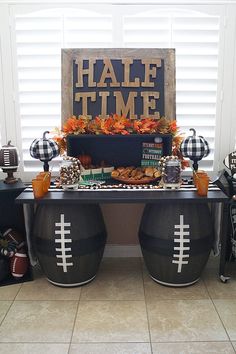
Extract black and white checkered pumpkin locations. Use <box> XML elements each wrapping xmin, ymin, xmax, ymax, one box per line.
<box><xmin>30</xmin><ymin>131</ymin><xmax>59</xmax><ymax>171</ymax></box>
<box><xmin>180</xmin><ymin>128</ymin><xmax>210</xmax><ymax>170</ymax></box>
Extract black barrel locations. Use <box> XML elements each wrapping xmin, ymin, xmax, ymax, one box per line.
<box><xmin>139</xmin><ymin>203</ymin><xmax>214</xmax><ymax>287</ymax></box>
<box><xmin>33</xmin><ymin>204</ymin><xmax>107</xmax><ymax>287</ymax></box>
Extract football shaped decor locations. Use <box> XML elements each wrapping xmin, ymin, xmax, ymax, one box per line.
<box><xmin>0</xmin><ymin>140</ymin><xmax>20</xmax><ymax>184</ymax></box>
<box><xmin>139</xmin><ymin>202</ymin><xmax>213</xmax><ymax>286</ymax></box>
<box><xmin>30</xmin><ymin>131</ymin><xmax>59</xmax><ymax>171</ymax></box>
<box><xmin>33</xmin><ymin>203</ymin><xmax>107</xmax><ymax>286</ymax></box>
<box><xmin>223</xmin><ymin>151</ymin><xmax>236</xmax><ymax>178</ymax></box>
<box><xmin>180</xmin><ymin>128</ymin><xmax>210</xmax><ymax>171</ymax></box>
<box><xmin>10</xmin><ymin>250</ymin><xmax>29</xmax><ymax>278</ymax></box>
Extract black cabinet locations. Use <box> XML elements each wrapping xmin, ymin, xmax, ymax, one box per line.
<box><xmin>0</xmin><ymin>179</ymin><xmax>32</xmax><ymax>286</ymax></box>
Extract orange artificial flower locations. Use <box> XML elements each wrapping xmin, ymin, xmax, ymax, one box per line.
<box><xmin>168</xmin><ymin>120</ymin><xmax>178</xmax><ymax>135</ymax></box>
<box><xmin>138</xmin><ymin>118</ymin><xmax>158</xmax><ymax>134</ymax></box>
<box><xmin>155</xmin><ymin>116</ymin><xmax>170</xmax><ymax>134</ymax></box>
<box><xmin>63</xmin><ymin>116</ymin><xmax>78</xmax><ymax>134</ymax></box>
<box><xmin>87</xmin><ymin>116</ymin><xmax>103</xmax><ymax>134</ymax></box>
<box><xmin>100</xmin><ymin>116</ymin><xmax>115</xmax><ymax>135</ymax></box>
<box><xmin>172</xmin><ymin>135</ymin><xmax>190</xmax><ymax>170</ymax></box>
<box><xmin>63</xmin><ymin>115</ymin><xmax>89</xmax><ymax>134</ymax></box>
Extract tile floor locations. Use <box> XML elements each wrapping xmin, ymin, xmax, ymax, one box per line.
<box><xmin>0</xmin><ymin>256</ymin><xmax>236</xmax><ymax>354</ymax></box>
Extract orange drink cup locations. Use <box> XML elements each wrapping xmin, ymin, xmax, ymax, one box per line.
<box><xmin>32</xmin><ymin>179</ymin><xmax>45</xmax><ymax>198</ymax></box>
<box><xmin>38</xmin><ymin>172</ymin><xmax>51</xmax><ymax>192</ymax></box>
<box><xmin>197</xmin><ymin>175</ymin><xmax>210</xmax><ymax>196</ymax></box>
<box><xmin>193</xmin><ymin>170</ymin><xmax>208</xmax><ymax>188</ymax></box>
<box><xmin>36</xmin><ymin>172</ymin><xmax>51</xmax><ymax>193</ymax></box>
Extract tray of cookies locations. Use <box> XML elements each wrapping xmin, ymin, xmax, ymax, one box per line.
<box><xmin>111</xmin><ymin>166</ymin><xmax>161</xmax><ymax>184</ymax></box>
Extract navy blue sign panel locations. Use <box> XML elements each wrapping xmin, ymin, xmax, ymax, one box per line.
<box><xmin>72</xmin><ymin>59</ymin><xmax>165</xmax><ymax>119</ymax></box>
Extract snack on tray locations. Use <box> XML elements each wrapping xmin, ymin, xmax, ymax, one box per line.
<box><xmin>111</xmin><ymin>166</ymin><xmax>161</xmax><ymax>181</ymax></box>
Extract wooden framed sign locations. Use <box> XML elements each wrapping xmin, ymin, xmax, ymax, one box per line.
<box><xmin>61</xmin><ymin>48</ymin><xmax>176</xmax><ymax>124</ymax></box>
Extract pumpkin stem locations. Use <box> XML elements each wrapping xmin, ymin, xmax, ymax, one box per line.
<box><xmin>193</xmin><ymin>160</ymin><xmax>198</xmax><ymax>171</ymax></box>
<box><xmin>189</xmin><ymin>128</ymin><xmax>196</xmax><ymax>137</ymax></box>
<box><xmin>7</xmin><ymin>141</ymin><xmax>11</xmax><ymax>146</ymax></box>
<box><xmin>43</xmin><ymin>131</ymin><xmax>50</xmax><ymax>139</ymax></box>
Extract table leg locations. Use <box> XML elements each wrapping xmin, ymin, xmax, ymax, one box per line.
<box><xmin>23</xmin><ymin>203</ymin><xmax>38</xmax><ymax>266</ymax></box>
<box><xmin>219</xmin><ymin>202</ymin><xmax>230</xmax><ymax>282</ymax></box>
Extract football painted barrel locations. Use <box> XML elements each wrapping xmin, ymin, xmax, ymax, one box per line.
<box><xmin>33</xmin><ymin>204</ymin><xmax>107</xmax><ymax>287</ymax></box>
<box><xmin>139</xmin><ymin>203</ymin><xmax>214</xmax><ymax>287</ymax></box>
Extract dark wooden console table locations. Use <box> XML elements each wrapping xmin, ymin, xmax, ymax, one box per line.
<box><xmin>16</xmin><ymin>183</ymin><xmax>229</xmax><ymax>282</ymax></box>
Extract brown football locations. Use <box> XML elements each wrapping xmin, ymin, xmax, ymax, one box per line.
<box><xmin>10</xmin><ymin>251</ymin><xmax>29</xmax><ymax>278</ymax></box>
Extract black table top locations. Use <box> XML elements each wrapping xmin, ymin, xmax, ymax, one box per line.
<box><xmin>0</xmin><ymin>179</ymin><xmax>25</xmax><ymax>193</ymax></box>
<box><xmin>16</xmin><ymin>184</ymin><xmax>228</xmax><ymax>204</ymax></box>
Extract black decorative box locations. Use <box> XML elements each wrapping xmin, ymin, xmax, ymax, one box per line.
<box><xmin>67</xmin><ymin>134</ymin><xmax>172</xmax><ymax>167</ymax></box>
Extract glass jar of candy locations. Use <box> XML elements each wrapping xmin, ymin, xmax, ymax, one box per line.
<box><xmin>161</xmin><ymin>156</ymin><xmax>181</xmax><ymax>189</ymax></box>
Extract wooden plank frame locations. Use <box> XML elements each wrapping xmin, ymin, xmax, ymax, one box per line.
<box><xmin>61</xmin><ymin>48</ymin><xmax>176</xmax><ymax>125</ymax></box>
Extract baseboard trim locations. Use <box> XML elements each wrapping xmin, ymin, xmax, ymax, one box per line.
<box><xmin>104</xmin><ymin>244</ymin><xmax>142</xmax><ymax>257</ymax></box>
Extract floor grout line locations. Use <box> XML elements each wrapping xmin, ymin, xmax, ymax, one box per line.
<box><xmin>68</xmin><ymin>300</ymin><xmax>80</xmax><ymax>354</ymax></box>
<box><xmin>141</xmin><ymin>259</ymin><xmax>153</xmax><ymax>354</ymax></box>
<box><xmin>230</xmin><ymin>341</ymin><xmax>236</xmax><ymax>354</ymax></box>
<box><xmin>0</xmin><ymin>299</ymin><xmax>15</xmax><ymax>329</ymax></box>
<box><xmin>211</xmin><ymin>297</ymin><xmax>234</xmax><ymax>343</ymax></box>
<box><xmin>202</xmin><ymin>269</ymin><xmax>234</xmax><ymax>343</ymax></box>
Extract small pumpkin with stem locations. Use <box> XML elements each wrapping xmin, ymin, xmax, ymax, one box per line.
<box><xmin>180</xmin><ymin>128</ymin><xmax>210</xmax><ymax>171</ymax></box>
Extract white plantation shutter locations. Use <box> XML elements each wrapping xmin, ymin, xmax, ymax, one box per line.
<box><xmin>123</xmin><ymin>6</ymin><xmax>222</xmax><ymax>171</ymax></box>
<box><xmin>0</xmin><ymin>46</ymin><xmax>5</xmax><ymax>151</ymax></box>
<box><xmin>63</xmin><ymin>10</ymin><xmax>112</xmax><ymax>47</ymax></box>
<box><xmin>12</xmin><ymin>7</ymin><xmax>112</xmax><ymax>176</ymax></box>
<box><xmin>11</xmin><ymin>4</ymin><xmax>224</xmax><ymax>178</ymax></box>
<box><xmin>15</xmin><ymin>11</ymin><xmax>62</xmax><ymax>173</ymax></box>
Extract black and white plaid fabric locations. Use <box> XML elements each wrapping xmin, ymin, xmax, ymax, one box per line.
<box><xmin>30</xmin><ymin>139</ymin><xmax>59</xmax><ymax>161</ymax></box>
<box><xmin>230</xmin><ymin>202</ymin><xmax>236</xmax><ymax>258</ymax></box>
<box><xmin>180</xmin><ymin>136</ymin><xmax>210</xmax><ymax>160</ymax></box>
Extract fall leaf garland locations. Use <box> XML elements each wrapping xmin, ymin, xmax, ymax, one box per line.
<box><xmin>61</xmin><ymin>114</ymin><xmax>179</xmax><ymax>136</ymax></box>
